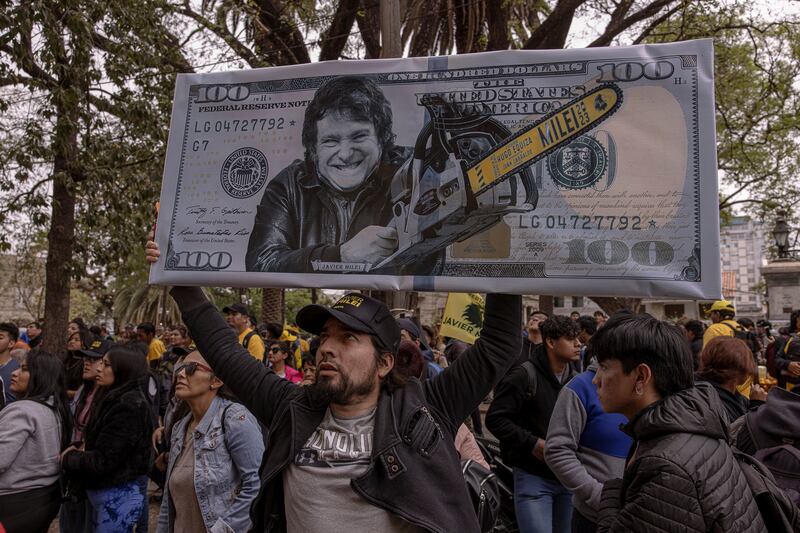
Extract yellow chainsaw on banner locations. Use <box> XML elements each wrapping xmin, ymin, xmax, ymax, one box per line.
<box><xmin>377</xmin><ymin>84</ymin><xmax>623</xmax><ymax>270</ymax></box>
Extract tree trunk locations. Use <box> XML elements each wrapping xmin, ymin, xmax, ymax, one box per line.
<box><xmin>589</xmin><ymin>296</ymin><xmax>643</xmax><ymax>315</ymax></box>
<box><xmin>486</xmin><ymin>0</ymin><xmax>511</xmax><ymax>51</ymax></box>
<box><xmin>42</xmin><ymin>112</ymin><xmax>78</xmax><ymax>359</ymax></box>
<box><xmin>357</xmin><ymin>0</ymin><xmax>382</xmax><ymax>59</ymax></box>
<box><xmin>368</xmin><ymin>290</ymin><xmax>394</xmax><ymax>310</ymax></box>
<box><xmin>262</xmin><ymin>288</ymin><xmax>284</xmax><ymax>324</ymax></box>
<box><xmin>538</xmin><ymin>295</ymin><xmax>554</xmax><ymax>315</ymax></box>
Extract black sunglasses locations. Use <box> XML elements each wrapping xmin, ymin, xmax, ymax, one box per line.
<box><xmin>269</xmin><ymin>347</ymin><xmax>283</xmax><ymax>354</ymax></box>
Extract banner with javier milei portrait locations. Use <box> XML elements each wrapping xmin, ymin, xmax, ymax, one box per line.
<box><xmin>150</xmin><ymin>39</ymin><xmax>721</xmax><ymax>299</ymax></box>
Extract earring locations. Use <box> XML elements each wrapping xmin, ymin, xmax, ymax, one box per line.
<box><xmin>635</xmin><ymin>384</ymin><xmax>643</xmax><ymax>395</ymax></box>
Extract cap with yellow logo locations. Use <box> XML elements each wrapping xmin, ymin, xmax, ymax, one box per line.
<box><xmin>296</xmin><ymin>292</ymin><xmax>400</xmax><ymax>353</ymax></box>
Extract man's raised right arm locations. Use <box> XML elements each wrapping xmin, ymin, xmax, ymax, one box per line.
<box><xmin>169</xmin><ymin>286</ymin><xmax>296</xmax><ymax>427</ymax></box>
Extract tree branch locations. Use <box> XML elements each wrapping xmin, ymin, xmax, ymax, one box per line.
<box><xmin>0</xmin><ymin>176</ymin><xmax>52</xmax><ymax>217</ymax></box>
<box><xmin>179</xmin><ymin>2</ymin><xmax>268</xmax><ymax>68</ymax></box>
<box><xmin>318</xmin><ymin>0</ymin><xmax>359</xmax><ymax>61</ymax></box>
<box><xmin>356</xmin><ymin>0</ymin><xmax>381</xmax><ymax>58</ymax></box>
<box><xmin>251</xmin><ymin>0</ymin><xmax>311</xmax><ymax>66</ymax></box>
<box><xmin>589</xmin><ymin>0</ymin><xmax>680</xmax><ymax>47</ymax></box>
<box><xmin>523</xmin><ymin>0</ymin><xmax>586</xmax><ymax>50</ymax></box>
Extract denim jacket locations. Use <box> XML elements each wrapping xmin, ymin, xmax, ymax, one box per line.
<box><xmin>156</xmin><ymin>396</ymin><xmax>264</xmax><ymax>533</ymax></box>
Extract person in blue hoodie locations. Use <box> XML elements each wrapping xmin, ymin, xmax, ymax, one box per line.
<box><xmin>544</xmin><ymin>356</ymin><xmax>632</xmax><ymax>532</ymax></box>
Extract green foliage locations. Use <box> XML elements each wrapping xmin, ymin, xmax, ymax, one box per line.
<box><xmin>2</xmin><ymin>0</ymin><xmax>798</xmax><ymax>325</ymax></box>
<box><xmin>644</xmin><ymin>2</ymin><xmax>800</xmax><ymax>219</ymax></box>
<box><xmin>285</xmin><ymin>289</ymin><xmax>334</xmax><ymax>324</ymax></box>
<box><xmin>69</xmin><ymin>289</ymin><xmax>101</xmax><ymax>323</ymax></box>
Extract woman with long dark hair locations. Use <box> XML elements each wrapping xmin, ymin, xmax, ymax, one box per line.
<box><xmin>59</xmin><ymin>340</ymin><xmax>110</xmax><ymax>533</ymax></box>
<box><xmin>0</xmin><ymin>350</ymin><xmax>73</xmax><ymax>532</ymax></box>
<box><xmin>65</xmin><ymin>328</ymin><xmax>96</xmax><ymax>396</ymax></box>
<box><xmin>62</xmin><ymin>345</ymin><xmax>155</xmax><ymax>532</ymax></box>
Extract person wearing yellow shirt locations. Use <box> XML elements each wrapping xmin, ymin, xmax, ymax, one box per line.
<box><xmin>703</xmin><ymin>300</ymin><xmax>754</xmax><ymax>396</ymax></box>
<box><xmin>137</xmin><ymin>322</ymin><xmax>166</xmax><ymax>368</ymax></box>
<box><xmin>280</xmin><ymin>325</ymin><xmax>308</xmax><ymax>369</ymax></box>
<box><xmin>223</xmin><ymin>303</ymin><xmax>265</xmax><ymax>362</ymax></box>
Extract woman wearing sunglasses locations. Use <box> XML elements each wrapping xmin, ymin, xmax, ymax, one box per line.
<box><xmin>0</xmin><ymin>350</ymin><xmax>72</xmax><ymax>532</ymax></box>
<box><xmin>156</xmin><ymin>349</ymin><xmax>263</xmax><ymax>533</ymax></box>
<box><xmin>267</xmin><ymin>341</ymin><xmax>302</xmax><ymax>384</ymax></box>
<box><xmin>61</xmin><ymin>345</ymin><xmax>155</xmax><ymax>532</ymax></box>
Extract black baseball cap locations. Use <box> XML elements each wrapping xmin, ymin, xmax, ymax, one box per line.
<box><xmin>296</xmin><ymin>293</ymin><xmax>400</xmax><ymax>354</ymax></box>
<box><xmin>222</xmin><ymin>303</ymin><xmax>250</xmax><ymax>317</ymax></box>
<box><xmin>396</xmin><ymin>318</ymin><xmax>421</xmax><ymax>340</ymax></box>
<box><xmin>79</xmin><ymin>339</ymin><xmax>112</xmax><ymax>359</ymax></box>
<box><xmin>171</xmin><ymin>346</ymin><xmax>192</xmax><ymax>358</ymax></box>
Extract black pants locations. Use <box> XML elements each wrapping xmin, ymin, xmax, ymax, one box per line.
<box><xmin>571</xmin><ymin>508</ymin><xmax>598</xmax><ymax>533</ymax></box>
<box><xmin>0</xmin><ymin>483</ymin><xmax>61</xmax><ymax>533</ymax></box>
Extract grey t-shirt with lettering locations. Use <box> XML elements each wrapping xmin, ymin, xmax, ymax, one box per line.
<box><xmin>283</xmin><ymin>407</ymin><xmax>425</xmax><ymax>533</ymax></box>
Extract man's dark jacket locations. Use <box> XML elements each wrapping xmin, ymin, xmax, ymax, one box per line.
<box><xmin>485</xmin><ymin>344</ymin><xmax>577</xmax><ymax>479</ymax></box>
<box><xmin>63</xmin><ymin>377</ymin><xmax>154</xmax><ymax>489</ymax></box>
<box><xmin>245</xmin><ymin>148</ymin><xmax>409</xmax><ymax>273</ymax></box>
<box><xmin>597</xmin><ymin>383</ymin><xmax>766</xmax><ymax>532</ymax></box>
<box><xmin>171</xmin><ymin>287</ymin><xmax>521</xmax><ymax>533</ymax></box>
<box><xmin>775</xmin><ymin>334</ymin><xmax>800</xmax><ymax>387</ymax></box>
<box><xmin>513</xmin><ymin>335</ymin><xmax>539</xmax><ymax>367</ymax></box>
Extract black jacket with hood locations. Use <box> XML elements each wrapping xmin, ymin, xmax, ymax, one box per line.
<box><xmin>485</xmin><ymin>344</ymin><xmax>577</xmax><ymax>479</ymax></box>
<box><xmin>63</xmin><ymin>376</ymin><xmax>154</xmax><ymax>489</ymax></box>
<box><xmin>597</xmin><ymin>383</ymin><xmax>766</xmax><ymax>533</ymax></box>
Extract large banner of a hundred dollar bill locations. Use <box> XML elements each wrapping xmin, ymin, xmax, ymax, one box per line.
<box><xmin>150</xmin><ymin>39</ymin><xmax>721</xmax><ymax>298</ymax></box>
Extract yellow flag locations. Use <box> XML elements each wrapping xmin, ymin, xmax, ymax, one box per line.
<box><xmin>439</xmin><ymin>293</ymin><xmax>485</xmax><ymax>345</ymax></box>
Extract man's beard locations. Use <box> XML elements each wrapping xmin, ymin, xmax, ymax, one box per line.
<box><xmin>307</xmin><ymin>357</ymin><xmax>379</xmax><ymax>405</ymax></box>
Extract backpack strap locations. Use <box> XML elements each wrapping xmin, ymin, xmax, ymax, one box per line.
<box><xmin>521</xmin><ymin>361</ymin><xmax>538</xmax><ymax>400</ymax></box>
<box><xmin>784</xmin><ymin>335</ymin><xmax>795</xmax><ymax>355</ymax></box>
<box><xmin>756</xmin><ymin>444</ymin><xmax>800</xmax><ymax>467</ymax></box>
<box><xmin>721</xmin><ymin>321</ymin><xmax>741</xmax><ymax>334</ymax></box>
<box><xmin>220</xmin><ymin>402</ymin><xmax>233</xmax><ymax>437</ymax></box>
<box><xmin>242</xmin><ymin>330</ymin><xmax>257</xmax><ymax>349</ymax></box>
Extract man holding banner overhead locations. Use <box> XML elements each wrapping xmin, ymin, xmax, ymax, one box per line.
<box><xmin>147</xmin><ymin>244</ymin><xmax>523</xmax><ymax>531</ymax></box>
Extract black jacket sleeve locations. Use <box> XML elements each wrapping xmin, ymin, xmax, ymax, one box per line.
<box><xmin>245</xmin><ymin>166</ymin><xmax>340</xmax><ymax>273</ymax></box>
<box><xmin>169</xmin><ymin>286</ymin><xmax>298</xmax><ymax>427</ymax></box>
<box><xmin>423</xmin><ymin>293</ymin><xmax>521</xmax><ymax>430</ymax></box>
<box><xmin>597</xmin><ymin>458</ymin><xmax>706</xmax><ymax>532</ymax></box>
<box><xmin>485</xmin><ymin>366</ymin><xmax>539</xmax><ymax>456</ymax></box>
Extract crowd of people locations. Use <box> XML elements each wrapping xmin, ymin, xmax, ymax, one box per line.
<box><xmin>0</xmin><ymin>250</ymin><xmax>799</xmax><ymax>533</ymax></box>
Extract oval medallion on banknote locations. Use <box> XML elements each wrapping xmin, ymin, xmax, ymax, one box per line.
<box><xmin>220</xmin><ymin>147</ymin><xmax>269</xmax><ymax>198</ymax></box>
<box><xmin>547</xmin><ymin>135</ymin><xmax>607</xmax><ymax>190</ymax></box>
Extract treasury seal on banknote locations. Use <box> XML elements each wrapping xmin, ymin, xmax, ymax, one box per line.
<box><xmin>220</xmin><ymin>147</ymin><xmax>269</xmax><ymax>199</ymax></box>
<box><xmin>547</xmin><ymin>135</ymin><xmax>607</xmax><ymax>190</ymax></box>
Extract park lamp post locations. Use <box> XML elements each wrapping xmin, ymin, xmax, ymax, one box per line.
<box><xmin>772</xmin><ymin>210</ymin><xmax>792</xmax><ymax>260</ymax></box>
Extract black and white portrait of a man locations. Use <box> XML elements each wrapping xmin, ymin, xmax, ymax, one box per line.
<box><xmin>246</xmin><ymin>76</ymin><xmax>414</xmax><ymax>273</ymax></box>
